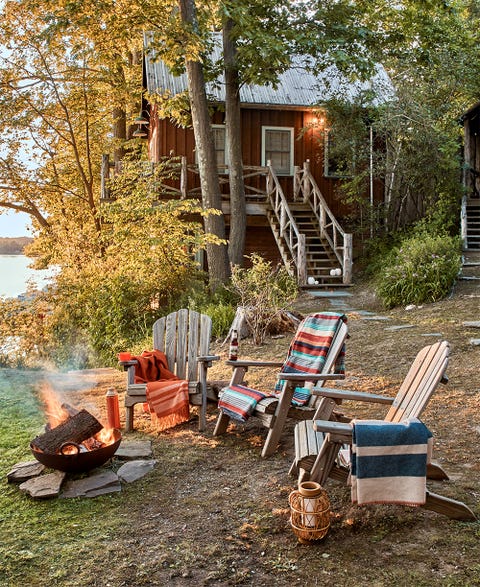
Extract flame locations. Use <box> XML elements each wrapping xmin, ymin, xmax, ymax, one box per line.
<box><xmin>95</xmin><ymin>427</ymin><xmax>116</xmax><ymax>445</ymax></box>
<box><xmin>39</xmin><ymin>382</ymin><xmax>70</xmax><ymax>428</ymax></box>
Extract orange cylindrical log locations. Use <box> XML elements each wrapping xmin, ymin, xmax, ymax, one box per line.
<box><xmin>106</xmin><ymin>388</ymin><xmax>121</xmax><ymax>429</ymax></box>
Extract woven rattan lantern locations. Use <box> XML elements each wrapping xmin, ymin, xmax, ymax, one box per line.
<box><xmin>289</xmin><ymin>481</ymin><xmax>331</xmax><ymax>543</ymax></box>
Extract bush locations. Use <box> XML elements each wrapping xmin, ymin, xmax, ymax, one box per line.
<box><xmin>229</xmin><ymin>254</ymin><xmax>298</xmax><ymax>345</ymax></box>
<box><xmin>182</xmin><ymin>283</ymin><xmax>237</xmax><ymax>339</ymax></box>
<box><xmin>375</xmin><ymin>232</ymin><xmax>461</xmax><ymax>308</ymax></box>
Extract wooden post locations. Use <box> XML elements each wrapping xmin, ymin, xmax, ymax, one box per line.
<box><xmin>101</xmin><ymin>154</ymin><xmax>110</xmax><ymax>200</ymax></box>
<box><xmin>303</xmin><ymin>160</ymin><xmax>311</xmax><ymax>202</ymax></box>
<box><xmin>342</xmin><ymin>233</ymin><xmax>353</xmax><ymax>284</ymax></box>
<box><xmin>293</xmin><ymin>166</ymin><xmax>300</xmax><ymax>201</ymax></box>
<box><xmin>297</xmin><ymin>234</ymin><xmax>307</xmax><ymax>285</ymax></box>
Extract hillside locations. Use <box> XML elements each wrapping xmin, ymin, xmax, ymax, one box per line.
<box><xmin>0</xmin><ymin>237</ymin><xmax>33</xmax><ymax>254</ymax></box>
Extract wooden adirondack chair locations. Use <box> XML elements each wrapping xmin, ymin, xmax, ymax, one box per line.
<box><xmin>292</xmin><ymin>340</ymin><xmax>476</xmax><ymax>521</ymax></box>
<box><xmin>121</xmin><ymin>309</ymin><xmax>223</xmax><ymax>432</ymax></box>
<box><xmin>213</xmin><ymin>313</ymin><xmax>348</xmax><ymax>458</ymax></box>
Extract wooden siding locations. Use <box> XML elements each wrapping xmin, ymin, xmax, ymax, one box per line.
<box><xmin>148</xmin><ymin>105</ymin><xmax>355</xmax><ymax>218</ymax></box>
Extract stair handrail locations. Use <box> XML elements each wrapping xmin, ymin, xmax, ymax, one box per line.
<box><xmin>460</xmin><ymin>194</ymin><xmax>467</xmax><ymax>250</ymax></box>
<box><xmin>296</xmin><ymin>161</ymin><xmax>352</xmax><ymax>284</ymax></box>
<box><xmin>265</xmin><ymin>162</ymin><xmax>307</xmax><ymax>284</ymax></box>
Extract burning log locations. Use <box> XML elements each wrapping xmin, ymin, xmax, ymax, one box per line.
<box><xmin>31</xmin><ymin>409</ymin><xmax>103</xmax><ymax>454</ymax></box>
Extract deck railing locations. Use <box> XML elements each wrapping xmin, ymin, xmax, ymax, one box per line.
<box><xmin>265</xmin><ymin>163</ymin><xmax>307</xmax><ymax>284</ymax></box>
<box><xmin>100</xmin><ymin>154</ymin><xmax>352</xmax><ymax>284</ymax></box>
<box><xmin>294</xmin><ymin>161</ymin><xmax>352</xmax><ymax>284</ymax></box>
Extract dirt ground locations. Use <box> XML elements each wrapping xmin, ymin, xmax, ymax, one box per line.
<box><xmin>66</xmin><ymin>261</ymin><xmax>480</xmax><ymax>586</ymax></box>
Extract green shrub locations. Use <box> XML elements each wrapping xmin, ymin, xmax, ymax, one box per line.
<box><xmin>181</xmin><ymin>284</ymin><xmax>237</xmax><ymax>339</ymax></box>
<box><xmin>375</xmin><ymin>232</ymin><xmax>461</xmax><ymax>308</ymax></box>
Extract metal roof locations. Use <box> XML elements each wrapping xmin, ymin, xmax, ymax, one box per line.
<box><xmin>144</xmin><ymin>33</ymin><xmax>394</xmax><ymax>109</ymax></box>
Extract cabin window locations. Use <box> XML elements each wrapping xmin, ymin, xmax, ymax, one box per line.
<box><xmin>195</xmin><ymin>125</ymin><xmax>228</xmax><ymax>171</ymax></box>
<box><xmin>262</xmin><ymin>127</ymin><xmax>294</xmax><ymax>175</ymax></box>
<box><xmin>324</xmin><ymin>130</ymin><xmax>353</xmax><ymax>178</ymax></box>
<box><xmin>213</xmin><ymin>125</ymin><xmax>228</xmax><ymax>170</ymax></box>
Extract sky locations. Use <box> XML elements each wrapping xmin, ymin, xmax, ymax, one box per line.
<box><xmin>0</xmin><ymin>211</ymin><xmax>32</xmax><ymax>237</ymax></box>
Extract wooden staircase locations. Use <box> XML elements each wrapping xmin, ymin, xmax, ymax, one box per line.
<box><xmin>265</xmin><ymin>161</ymin><xmax>352</xmax><ymax>287</ymax></box>
<box><xmin>267</xmin><ymin>202</ymin><xmax>343</xmax><ymax>286</ymax></box>
<box><xmin>465</xmin><ymin>198</ymin><xmax>480</xmax><ymax>250</ymax></box>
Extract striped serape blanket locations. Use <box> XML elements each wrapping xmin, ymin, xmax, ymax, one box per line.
<box><xmin>218</xmin><ymin>384</ymin><xmax>268</xmax><ymax>423</ymax></box>
<box><xmin>133</xmin><ymin>350</ymin><xmax>190</xmax><ymax>431</ymax></box>
<box><xmin>350</xmin><ymin>418</ymin><xmax>433</xmax><ymax>506</ymax></box>
<box><xmin>276</xmin><ymin>312</ymin><xmax>347</xmax><ymax>404</ymax></box>
<box><xmin>218</xmin><ymin>312</ymin><xmax>346</xmax><ymax>421</ymax></box>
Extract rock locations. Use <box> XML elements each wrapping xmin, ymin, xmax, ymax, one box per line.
<box><xmin>362</xmin><ymin>316</ymin><xmax>391</xmax><ymax>321</ymax></box>
<box><xmin>470</xmin><ymin>339</ymin><xmax>480</xmax><ymax>347</ymax></box>
<box><xmin>463</xmin><ymin>321</ymin><xmax>480</xmax><ymax>328</ymax></box>
<box><xmin>117</xmin><ymin>460</ymin><xmax>157</xmax><ymax>483</ymax></box>
<box><xmin>19</xmin><ymin>470</ymin><xmax>66</xmax><ymax>499</ymax></box>
<box><xmin>7</xmin><ymin>460</ymin><xmax>45</xmax><ymax>483</ymax></box>
<box><xmin>384</xmin><ymin>325</ymin><xmax>416</xmax><ymax>331</ymax></box>
<box><xmin>61</xmin><ymin>470</ymin><xmax>121</xmax><ymax>498</ymax></box>
<box><xmin>114</xmin><ymin>440</ymin><xmax>153</xmax><ymax>460</ymax></box>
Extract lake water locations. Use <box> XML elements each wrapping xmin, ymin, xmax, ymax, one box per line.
<box><xmin>0</xmin><ymin>255</ymin><xmax>55</xmax><ymax>298</ymax></box>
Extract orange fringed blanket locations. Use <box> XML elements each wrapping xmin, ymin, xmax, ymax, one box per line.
<box><xmin>132</xmin><ymin>350</ymin><xmax>189</xmax><ymax>431</ymax></box>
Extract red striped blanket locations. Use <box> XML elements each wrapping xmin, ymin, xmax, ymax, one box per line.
<box><xmin>133</xmin><ymin>350</ymin><xmax>189</xmax><ymax>431</ymax></box>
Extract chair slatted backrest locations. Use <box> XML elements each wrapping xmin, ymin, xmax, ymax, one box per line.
<box><xmin>385</xmin><ymin>341</ymin><xmax>449</xmax><ymax>423</ymax></box>
<box><xmin>152</xmin><ymin>309</ymin><xmax>212</xmax><ymax>382</ymax></box>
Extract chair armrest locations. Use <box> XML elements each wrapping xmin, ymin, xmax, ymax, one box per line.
<box><xmin>197</xmin><ymin>355</ymin><xmax>220</xmax><ymax>363</ymax></box>
<box><xmin>226</xmin><ymin>360</ymin><xmax>284</xmax><ymax>368</ymax></box>
<box><xmin>276</xmin><ymin>373</ymin><xmax>345</xmax><ymax>382</ymax></box>
<box><xmin>312</xmin><ymin>387</ymin><xmax>394</xmax><ymax>404</ymax></box>
<box><xmin>118</xmin><ymin>359</ymin><xmax>137</xmax><ymax>371</ymax></box>
<box><xmin>313</xmin><ymin>419</ymin><xmax>353</xmax><ymax>439</ymax></box>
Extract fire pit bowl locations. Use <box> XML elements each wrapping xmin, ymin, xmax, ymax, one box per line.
<box><xmin>30</xmin><ymin>429</ymin><xmax>122</xmax><ymax>473</ymax></box>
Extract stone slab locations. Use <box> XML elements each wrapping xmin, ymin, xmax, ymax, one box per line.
<box><xmin>362</xmin><ymin>316</ymin><xmax>391</xmax><ymax>321</ymax></box>
<box><xmin>307</xmin><ymin>290</ymin><xmax>353</xmax><ymax>298</ymax></box>
<box><xmin>117</xmin><ymin>459</ymin><xmax>157</xmax><ymax>483</ymax></box>
<box><xmin>61</xmin><ymin>470</ymin><xmax>121</xmax><ymax>498</ymax></box>
<box><xmin>470</xmin><ymin>339</ymin><xmax>480</xmax><ymax>346</ymax></box>
<box><xmin>7</xmin><ymin>460</ymin><xmax>45</xmax><ymax>483</ymax></box>
<box><xmin>114</xmin><ymin>440</ymin><xmax>153</xmax><ymax>460</ymax></box>
<box><xmin>19</xmin><ymin>470</ymin><xmax>66</xmax><ymax>499</ymax></box>
<box><xmin>463</xmin><ymin>321</ymin><xmax>480</xmax><ymax>328</ymax></box>
<box><xmin>384</xmin><ymin>325</ymin><xmax>416</xmax><ymax>331</ymax></box>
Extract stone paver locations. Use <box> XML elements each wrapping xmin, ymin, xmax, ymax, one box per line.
<box><xmin>19</xmin><ymin>470</ymin><xmax>66</xmax><ymax>499</ymax></box>
<box><xmin>115</xmin><ymin>440</ymin><xmax>153</xmax><ymax>460</ymax></box>
<box><xmin>117</xmin><ymin>460</ymin><xmax>157</xmax><ymax>483</ymax></box>
<box><xmin>61</xmin><ymin>470</ymin><xmax>121</xmax><ymax>498</ymax></box>
<box><xmin>7</xmin><ymin>460</ymin><xmax>45</xmax><ymax>483</ymax></box>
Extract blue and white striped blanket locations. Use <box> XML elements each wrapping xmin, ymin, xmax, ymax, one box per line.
<box><xmin>350</xmin><ymin>418</ymin><xmax>433</xmax><ymax>506</ymax></box>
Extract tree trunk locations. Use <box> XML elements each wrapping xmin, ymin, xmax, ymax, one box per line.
<box><xmin>112</xmin><ymin>106</ymin><xmax>126</xmax><ymax>163</ymax></box>
<box><xmin>179</xmin><ymin>0</ymin><xmax>230</xmax><ymax>286</ymax></box>
<box><xmin>223</xmin><ymin>18</ymin><xmax>246</xmax><ymax>267</ymax></box>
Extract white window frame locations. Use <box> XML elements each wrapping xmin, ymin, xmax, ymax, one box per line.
<box><xmin>195</xmin><ymin>124</ymin><xmax>228</xmax><ymax>171</ymax></box>
<box><xmin>261</xmin><ymin>126</ymin><xmax>294</xmax><ymax>176</ymax></box>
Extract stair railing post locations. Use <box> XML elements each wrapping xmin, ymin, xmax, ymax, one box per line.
<box><xmin>297</xmin><ymin>233</ymin><xmax>307</xmax><ymax>285</ymax></box>
<box><xmin>342</xmin><ymin>233</ymin><xmax>353</xmax><ymax>284</ymax></box>
<box><xmin>302</xmin><ymin>160</ymin><xmax>311</xmax><ymax>203</ymax></box>
<box><xmin>294</xmin><ymin>165</ymin><xmax>300</xmax><ymax>201</ymax></box>
<box><xmin>461</xmin><ymin>194</ymin><xmax>467</xmax><ymax>250</ymax></box>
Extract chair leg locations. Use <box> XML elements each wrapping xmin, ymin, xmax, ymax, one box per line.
<box><xmin>213</xmin><ymin>411</ymin><xmax>231</xmax><ymax>436</ymax></box>
<box><xmin>309</xmin><ymin>438</ymin><xmax>343</xmax><ymax>486</ymax></box>
<box><xmin>427</xmin><ymin>462</ymin><xmax>449</xmax><ymax>481</ymax></box>
<box><xmin>422</xmin><ymin>491</ymin><xmax>476</xmax><ymax>521</ymax></box>
<box><xmin>125</xmin><ymin>404</ymin><xmax>134</xmax><ymax>432</ymax></box>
